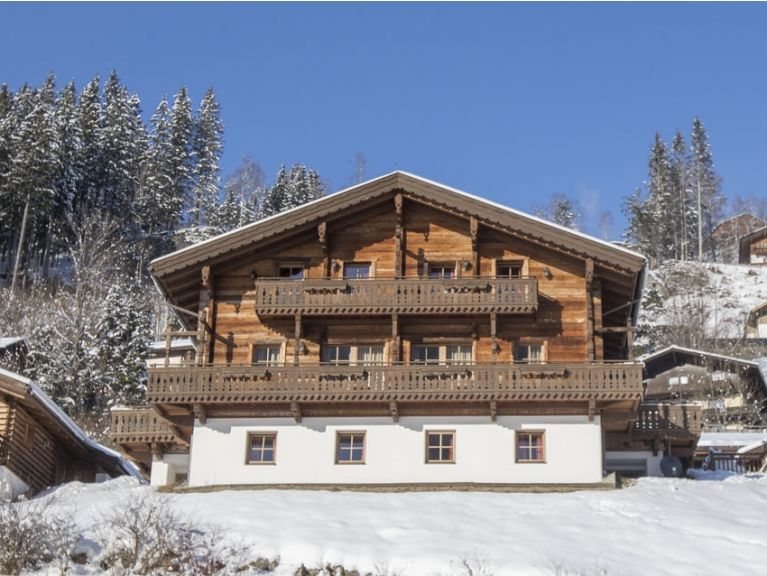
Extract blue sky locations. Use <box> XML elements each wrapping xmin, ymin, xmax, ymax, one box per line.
<box><xmin>2</xmin><ymin>2</ymin><xmax>766</xmax><ymax>237</ymax></box>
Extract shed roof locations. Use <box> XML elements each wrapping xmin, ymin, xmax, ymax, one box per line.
<box><xmin>0</xmin><ymin>367</ymin><xmax>141</xmax><ymax>480</ymax></box>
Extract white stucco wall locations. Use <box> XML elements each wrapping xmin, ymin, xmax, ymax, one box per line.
<box><xmin>184</xmin><ymin>415</ymin><xmax>603</xmax><ymax>488</ymax></box>
<box><xmin>150</xmin><ymin>453</ymin><xmax>190</xmax><ymax>487</ymax></box>
<box><xmin>0</xmin><ymin>465</ymin><xmax>30</xmax><ymax>500</ymax></box>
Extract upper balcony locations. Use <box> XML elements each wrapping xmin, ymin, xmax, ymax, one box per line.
<box><xmin>146</xmin><ymin>361</ymin><xmax>642</xmax><ymax>405</ymax></box>
<box><xmin>254</xmin><ymin>277</ymin><xmax>538</xmax><ymax>316</ymax></box>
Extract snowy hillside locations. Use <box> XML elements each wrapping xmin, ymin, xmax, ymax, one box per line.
<box><xmin>638</xmin><ymin>261</ymin><xmax>767</xmax><ymax>346</ymax></box>
<box><xmin>20</xmin><ymin>474</ymin><xmax>767</xmax><ymax>576</ymax></box>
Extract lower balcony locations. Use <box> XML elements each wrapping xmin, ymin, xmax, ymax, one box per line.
<box><xmin>110</xmin><ymin>408</ymin><xmax>179</xmax><ymax>445</ymax></box>
<box><xmin>632</xmin><ymin>403</ymin><xmax>703</xmax><ymax>439</ymax></box>
<box><xmin>146</xmin><ymin>362</ymin><xmax>643</xmax><ymax>405</ymax></box>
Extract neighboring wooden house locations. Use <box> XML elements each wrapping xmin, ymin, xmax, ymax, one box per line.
<box><xmin>111</xmin><ymin>172</ymin><xmax>698</xmax><ymax>488</ymax></box>
<box><xmin>706</xmin><ymin>213</ymin><xmax>766</xmax><ymax>263</ymax></box>
<box><xmin>1</xmin><ymin>367</ymin><xmax>138</xmax><ymax>499</ymax></box>
<box><xmin>640</xmin><ymin>346</ymin><xmax>767</xmax><ymax>429</ymax></box>
<box><xmin>147</xmin><ymin>338</ymin><xmax>196</xmax><ymax>368</ymax></box>
<box><xmin>739</xmin><ymin>225</ymin><xmax>767</xmax><ymax>265</ymax></box>
<box><xmin>745</xmin><ymin>301</ymin><xmax>767</xmax><ymax>340</ymax></box>
<box><xmin>0</xmin><ymin>337</ymin><xmax>28</xmax><ymax>373</ymax></box>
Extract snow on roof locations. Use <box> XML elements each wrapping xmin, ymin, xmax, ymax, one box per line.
<box><xmin>148</xmin><ymin>338</ymin><xmax>195</xmax><ymax>351</ymax></box>
<box><xmin>758</xmin><ymin>358</ymin><xmax>767</xmax><ymax>385</ymax></box>
<box><xmin>0</xmin><ymin>367</ymin><xmax>142</xmax><ymax>479</ymax></box>
<box><xmin>736</xmin><ymin>440</ymin><xmax>767</xmax><ymax>455</ymax></box>
<box><xmin>639</xmin><ymin>344</ymin><xmax>761</xmax><ymax>368</ymax></box>
<box><xmin>697</xmin><ymin>432</ymin><xmax>767</xmax><ymax>448</ymax></box>
<box><xmin>151</xmin><ymin>171</ymin><xmax>647</xmax><ymax>267</ymax></box>
<box><xmin>0</xmin><ymin>336</ymin><xmax>26</xmax><ymax>349</ymax></box>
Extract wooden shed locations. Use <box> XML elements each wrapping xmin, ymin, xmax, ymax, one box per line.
<box><xmin>0</xmin><ymin>367</ymin><xmax>139</xmax><ymax>499</ymax></box>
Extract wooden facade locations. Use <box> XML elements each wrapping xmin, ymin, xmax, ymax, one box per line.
<box><xmin>111</xmin><ymin>172</ymin><xmax>693</xmax><ymax>481</ymax></box>
<box><xmin>1</xmin><ymin>368</ymin><xmax>134</xmax><ymax>496</ymax></box>
<box><xmin>739</xmin><ymin>225</ymin><xmax>767</xmax><ymax>265</ymax></box>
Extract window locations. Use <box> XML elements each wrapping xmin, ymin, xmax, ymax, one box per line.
<box><xmin>336</xmin><ymin>432</ymin><xmax>365</xmax><ymax>464</ymax></box>
<box><xmin>357</xmin><ymin>345</ymin><xmax>385</xmax><ymax>365</ymax></box>
<box><xmin>322</xmin><ymin>345</ymin><xmax>351</xmax><ymax>365</ymax></box>
<box><xmin>497</xmin><ymin>261</ymin><xmax>524</xmax><ymax>278</ymax></box>
<box><xmin>278</xmin><ymin>265</ymin><xmax>304</xmax><ymax>279</ymax></box>
<box><xmin>514</xmin><ymin>343</ymin><xmax>544</xmax><ymax>363</ymax></box>
<box><xmin>429</xmin><ymin>264</ymin><xmax>455</xmax><ymax>278</ymax></box>
<box><xmin>426</xmin><ymin>431</ymin><xmax>455</xmax><ymax>463</ymax></box>
<box><xmin>412</xmin><ymin>344</ymin><xmax>473</xmax><ymax>365</ymax></box>
<box><xmin>252</xmin><ymin>345</ymin><xmax>281</xmax><ymax>366</ymax></box>
<box><xmin>411</xmin><ymin>345</ymin><xmax>441</xmax><ymax>365</ymax></box>
<box><xmin>247</xmin><ymin>433</ymin><xmax>276</xmax><ymax>464</ymax></box>
<box><xmin>668</xmin><ymin>375</ymin><xmax>690</xmax><ymax>386</ymax></box>
<box><xmin>711</xmin><ymin>371</ymin><xmax>728</xmax><ymax>382</ymax></box>
<box><xmin>516</xmin><ymin>431</ymin><xmax>545</xmax><ymax>463</ymax></box>
<box><xmin>321</xmin><ymin>344</ymin><xmax>383</xmax><ymax>365</ymax></box>
<box><xmin>344</xmin><ymin>262</ymin><xmax>371</xmax><ymax>279</ymax></box>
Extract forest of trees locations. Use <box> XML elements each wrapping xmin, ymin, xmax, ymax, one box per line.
<box><xmin>0</xmin><ymin>73</ymin><xmax>325</xmax><ymax>437</ymax></box>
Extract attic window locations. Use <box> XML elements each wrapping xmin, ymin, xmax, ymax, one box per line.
<box><xmin>668</xmin><ymin>375</ymin><xmax>689</xmax><ymax>386</ymax></box>
<box><xmin>278</xmin><ymin>265</ymin><xmax>304</xmax><ymax>280</ymax></box>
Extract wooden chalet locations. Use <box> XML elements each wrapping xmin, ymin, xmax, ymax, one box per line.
<box><xmin>111</xmin><ymin>172</ymin><xmax>698</xmax><ymax>488</ymax></box>
<box><xmin>739</xmin><ymin>225</ymin><xmax>767</xmax><ymax>265</ymax></box>
<box><xmin>745</xmin><ymin>301</ymin><xmax>767</xmax><ymax>340</ymax></box>
<box><xmin>705</xmin><ymin>213</ymin><xmax>765</xmax><ymax>263</ymax></box>
<box><xmin>1</xmin><ymin>368</ymin><xmax>138</xmax><ymax>499</ymax></box>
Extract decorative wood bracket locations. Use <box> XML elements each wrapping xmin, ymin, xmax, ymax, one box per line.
<box><xmin>193</xmin><ymin>403</ymin><xmax>207</xmax><ymax>424</ymax></box>
<box><xmin>389</xmin><ymin>400</ymin><xmax>399</xmax><ymax>423</ymax></box>
<box><xmin>290</xmin><ymin>401</ymin><xmax>302</xmax><ymax>423</ymax></box>
<box><xmin>490</xmin><ymin>400</ymin><xmax>498</xmax><ymax>422</ymax></box>
<box><xmin>470</xmin><ymin>217</ymin><xmax>479</xmax><ymax>276</ymax></box>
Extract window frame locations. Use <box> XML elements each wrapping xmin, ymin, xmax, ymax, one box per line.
<box><xmin>322</xmin><ymin>344</ymin><xmax>385</xmax><ymax>365</ymax></box>
<box><xmin>513</xmin><ymin>341</ymin><xmax>546</xmax><ymax>364</ymax></box>
<box><xmin>515</xmin><ymin>430</ymin><xmax>546</xmax><ymax>463</ymax></box>
<box><xmin>496</xmin><ymin>259</ymin><xmax>525</xmax><ymax>279</ymax></box>
<box><xmin>335</xmin><ymin>431</ymin><xmax>366</xmax><ymax>465</ymax></box>
<box><xmin>425</xmin><ymin>430</ymin><xmax>456</xmax><ymax>464</ymax></box>
<box><xmin>251</xmin><ymin>343</ymin><xmax>283</xmax><ymax>366</ymax></box>
<box><xmin>427</xmin><ymin>262</ymin><xmax>456</xmax><ymax>279</ymax></box>
<box><xmin>343</xmin><ymin>261</ymin><xmax>372</xmax><ymax>279</ymax></box>
<box><xmin>277</xmin><ymin>263</ymin><xmax>306</xmax><ymax>280</ymax></box>
<box><xmin>411</xmin><ymin>343</ymin><xmax>474</xmax><ymax>365</ymax></box>
<box><xmin>245</xmin><ymin>432</ymin><xmax>278</xmax><ymax>465</ymax></box>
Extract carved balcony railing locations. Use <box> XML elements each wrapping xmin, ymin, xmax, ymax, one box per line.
<box><xmin>146</xmin><ymin>362</ymin><xmax>642</xmax><ymax>405</ymax></box>
<box><xmin>254</xmin><ymin>277</ymin><xmax>538</xmax><ymax>316</ymax></box>
<box><xmin>632</xmin><ymin>403</ymin><xmax>703</xmax><ymax>438</ymax></box>
<box><xmin>110</xmin><ymin>408</ymin><xmax>177</xmax><ymax>444</ymax></box>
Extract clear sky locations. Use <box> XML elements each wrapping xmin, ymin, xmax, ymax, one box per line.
<box><xmin>2</xmin><ymin>2</ymin><xmax>766</xmax><ymax>237</ymax></box>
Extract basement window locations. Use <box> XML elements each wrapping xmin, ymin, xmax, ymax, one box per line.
<box><xmin>247</xmin><ymin>433</ymin><xmax>276</xmax><ymax>464</ymax></box>
<box><xmin>336</xmin><ymin>432</ymin><xmax>366</xmax><ymax>464</ymax></box>
<box><xmin>516</xmin><ymin>431</ymin><xmax>545</xmax><ymax>463</ymax></box>
<box><xmin>426</xmin><ymin>431</ymin><xmax>455</xmax><ymax>463</ymax></box>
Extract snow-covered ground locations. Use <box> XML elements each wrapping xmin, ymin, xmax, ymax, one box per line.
<box><xmin>27</xmin><ymin>473</ymin><xmax>767</xmax><ymax>576</ymax></box>
<box><xmin>640</xmin><ymin>261</ymin><xmax>767</xmax><ymax>342</ymax></box>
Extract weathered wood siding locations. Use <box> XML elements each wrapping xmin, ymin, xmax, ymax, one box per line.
<box><xmin>210</xmin><ymin>199</ymin><xmax>593</xmax><ymax>365</ymax></box>
<box><xmin>2</xmin><ymin>403</ymin><xmax>57</xmax><ymax>492</ymax></box>
<box><xmin>0</xmin><ymin>399</ymin><xmax>10</xmax><ymax>465</ymax></box>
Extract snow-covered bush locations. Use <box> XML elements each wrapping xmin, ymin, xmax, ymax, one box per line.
<box><xmin>97</xmin><ymin>491</ymin><xmax>246</xmax><ymax>575</ymax></box>
<box><xmin>0</xmin><ymin>496</ymin><xmax>77</xmax><ymax>575</ymax></box>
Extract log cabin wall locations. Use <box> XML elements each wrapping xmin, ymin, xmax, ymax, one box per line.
<box><xmin>1</xmin><ymin>402</ymin><xmax>57</xmax><ymax>492</ymax></box>
<box><xmin>210</xmin><ymin>198</ymin><xmax>595</xmax><ymax>366</ymax></box>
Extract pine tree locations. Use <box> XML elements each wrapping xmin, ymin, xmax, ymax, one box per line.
<box><xmin>169</xmin><ymin>87</ymin><xmax>194</xmax><ymax>226</ymax></box>
<box><xmin>190</xmin><ymin>88</ymin><xmax>223</xmax><ymax>227</ymax></box>
<box><xmin>689</xmin><ymin>117</ymin><xmax>724</xmax><ymax>260</ymax></box>
<box><xmin>76</xmin><ymin>76</ymin><xmax>103</xmax><ymax>220</ymax></box>
<box><xmin>262</xmin><ymin>164</ymin><xmax>289</xmax><ymax>217</ymax></box>
<box><xmin>210</xmin><ymin>156</ymin><xmax>265</xmax><ymax>231</ymax></box>
<box><xmin>535</xmin><ymin>193</ymin><xmax>581</xmax><ymax>230</ymax></box>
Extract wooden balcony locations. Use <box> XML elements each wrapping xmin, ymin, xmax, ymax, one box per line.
<box><xmin>110</xmin><ymin>408</ymin><xmax>178</xmax><ymax>445</ymax></box>
<box><xmin>632</xmin><ymin>403</ymin><xmax>703</xmax><ymax>438</ymax></box>
<box><xmin>254</xmin><ymin>277</ymin><xmax>538</xmax><ymax>316</ymax></box>
<box><xmin>146</xmin><ymin>362</ymin><xmax>642</xmax><ymax>405</ymax></box>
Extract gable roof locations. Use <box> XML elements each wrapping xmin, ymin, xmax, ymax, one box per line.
<box><xmin>639</xmin><ymin>345</ymin><xmax>765</xmax><ymax>385</ymax></box>
<box><xmin>0</xmin><ymin>367</ymin><xmax>141</xmax><ymax>480</ymax></box>
<box><xmin>150</xmin><ymin>171</ymin><xmax>647</xmax><ymax>324</ymax></box>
